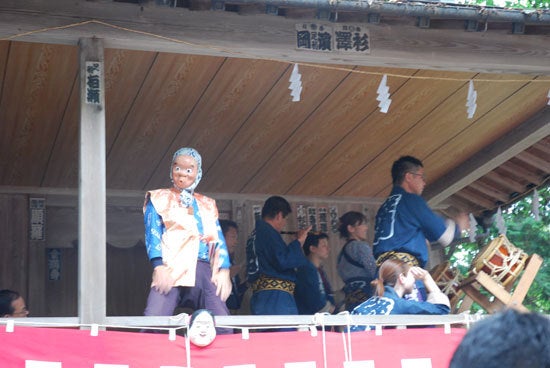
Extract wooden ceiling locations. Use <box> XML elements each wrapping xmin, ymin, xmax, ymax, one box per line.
<box><xmin>0</xmin><ymin>0</ymin><xmax>549</xmax><ymax>216</ymax></box>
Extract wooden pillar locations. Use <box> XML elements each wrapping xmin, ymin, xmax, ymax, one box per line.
<box><xmin>78</xmin><ymin>37</ymin><xmax>106</xmax><ymax>324</ymax></box>
<box><xmin>0</xmin><ymin>194</ymin><xmax>29</xmax><ymax>297</ymax></box>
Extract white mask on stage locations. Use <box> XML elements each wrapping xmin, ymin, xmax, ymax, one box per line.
<box><xmin>188</xmin><ymin>309</ymin><xmax>216</xmax><ymax>347</ymax></box>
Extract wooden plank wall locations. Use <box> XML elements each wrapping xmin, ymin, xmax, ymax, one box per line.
<box><xmin>1</xmin><ymin>193</ymin><xmax>448</xmax><ymax>317</ymax></box>
<box><xmin>224</xmin><ymin>197</ymin><xmax>375</xmax><ymax>293</ymax></box>
<box><xmin>0</xmin><ymin>194</ymin><xmax>29</xmax><ymax>299</ymax></box>
<box><xmin>0</xmin><ymin>194</ymin><xmax>444</xmax><ymax>317</ymax></box>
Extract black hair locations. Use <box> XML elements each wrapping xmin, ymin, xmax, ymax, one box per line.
<box><xmin>219</xmin><ymin>219</ymin><xmax>238</xmax><ymax>236</ymax></box>
<box><xmin>302</xmin><ymin>232</ymin><xmax>329</xmax><ymax>256</ymax></box>
<box><xmin>338</xmin><ymin>211</ymin><xmax>367</xmax><ymax>239</ymax></box>
<box><xmin>391</xmin><ymin>155</ymin><xmax>423</xmax><ymax>185</ymax></box>
<box><xmin>261</xmin><ymin>196</ymin><xmax>292</xmax><ymax>220</ymax></box>
<box><xmin>450</xmin><ymin>309</ymin><xmax>550</xmax><ymax>368</ymax></box>
<box><xmin>0</xmin><ymin>289</ymin><xmax>20</xmax><ymax>316</ymax></box>
<box><xmin>189</xmin><ymin>309</ymin><xmax>215</xmax><ymax>327</ymax></box>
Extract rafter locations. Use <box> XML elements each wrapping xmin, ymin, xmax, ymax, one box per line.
<box><xmin>425</xmin><ymin>106</ymin><xmax>550</xmax><ymax>207</ymax></box>
<box><xmin>467</xmin><ymin>180</ymin><xmax>510</xmax><ymax>203</ymax></box>
<box><xmin>453</xmin><ymin>188</ymin><xmax>498</xmax><ymax>209</ymax></box>
<box><xmin>483</xmin><ymin>171</ymin><xmax>526</xmax><ymax>194</ymax></box>
<box><xmin>498</xmin><ymin>160</ymin><xmax>546</xmax><ymax>185</ymax></box>
<box><xmin>515</xmin><ymin>150</ymin><xmax>550</xmax><ymax>172</ymax></box>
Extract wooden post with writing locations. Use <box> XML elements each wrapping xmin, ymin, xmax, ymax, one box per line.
<box><xmin>78</xmin><ymin>37</ymin><xmax>106</xmax><ymax>325</ymax></box>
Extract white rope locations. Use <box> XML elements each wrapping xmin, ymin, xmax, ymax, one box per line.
<box><xmin>341</xmin><ymin>328</ymin><xmax>350</xmax><ymax>362</ymax></box>
<box><xmin>313</xmin><ymin>313</ymin><xmax>330</xmax><ymax>368</ymax></box>
<box><xmin>184</xmin><ymin>331</ymin><xmax>191</xmax><ymax>368</ymax></box>
<box><xmin>217</xmin><ymin>323</ymin><xmax>315</xmax><ymax>332</ymax></box>
<box><xmin>338</xmin><ymin>311</ymin><xmax>353</xmax><ymax>362</ymax></box>
<box><xmin>462</xmin><ymin>311</ymin><xmax>471</xmax><ymax>329</ymax></box>
<box><xmin>346</xmin><ymin>313</ymin><xmax>353</xmax><ymax>361</ymax></box>
<box><xmin>0</xmin><ymin>314</ymin><xmax>487</xmax><ymax>334</ymax></box>
<box><xmin>0</xmin><ymin>319</ymin><xmax>190</xmax><ymax>339</ymax></box>
<box><xmin>481</xmin><ymin>247</ymin><xmax>525</xmax><ymax>283</ymax></box>
<box><xmin>440</xmin><ymin>270</ymin><xmax>463</xmax><ymax>296</ymax></box>
<box><xmin>321</xmin><ymin>324</ymin><xmax>328</xmax><ymax>368</ymax></box>
<box><xmin>169</xmin><ymin>312</ymin><xmax>190</xmax><ymax>325</ymax></box>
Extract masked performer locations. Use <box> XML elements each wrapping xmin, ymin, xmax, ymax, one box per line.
<box><xmin>143</xmin><ymin>147</ymin><xmax>231</xmax><ymax>333</ymax></box>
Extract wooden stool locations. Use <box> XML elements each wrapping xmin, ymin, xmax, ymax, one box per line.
<box><xmin>430</xmin><ymin>261</ymin><xmax>465</xmax><ymax>312</ymax></box>
<box><xmin>457</xmin><ymin>254</ymin><xmax>543</xmax><ymax>313</ymax></box>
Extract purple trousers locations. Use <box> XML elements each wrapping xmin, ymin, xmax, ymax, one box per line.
<box><xmin>144</xmin><ymin>261</ymin><xmax>231</xmax><ymax>333</ymax></box>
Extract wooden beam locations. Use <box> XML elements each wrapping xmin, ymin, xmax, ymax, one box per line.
<box><xmin>509</xmin><ymin>254</ymin><xmax>543</xmax><ymax>308</ymax></box>
<box><xmin>497</xmin><ymin>161</ymin><xmax>546</xmax><ymax>185</ymax></box>
<box><xmin>442</xmin><ymin>195</ymin><xmax>484</xmax><ymax>215</ymax></box>
<box><xmin>425</xmin><ymin>107</ymin><xmax>550</xmax><ymax>207</ymax></box>
<box><xmin>515</xmin><ymin>150</ymin><xmax>550</xmax><ymax>172</ymax></box>
<box><xmin>483</xmin><ymin>171</ymin><xmax>527</xmax><ymax>194</ymax></box>
<box><xmin>0</xmin><ymin>185</ymin><xmax>383</xmax><ymax>207</ymax></box>
<box><xmin>453</xmin><ymin>188</ymin><xmax>497</xmax><ymax>209</ymax></box>
<box><xmin>1</xmin><ymin>0</ymin><xmax>550</xmax><ymax>74</ymax></box>
<box><xmin>467</xmin><ymin>180</ymin><xmax>510</xmax><ymax>203</ymax></box>
<box><xmin>532</xmin><ymin>137</ymin><xmax>550</xmax><ymax>156</ymax></box>
<box><xmin>78</xmin><ymin>37</ymin><xmax>106</xmax><ymax>325</ymax></box>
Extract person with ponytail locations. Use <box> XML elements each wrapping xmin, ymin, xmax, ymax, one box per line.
<box><xmin>350</xmin><ymin>258</ymin><xmax>450</xmax><ymax>332</ymax></box>
<box><xmin>336</xmin><ymin>211</ymin><xmax>377</xmax><ymax>311</ymax></box>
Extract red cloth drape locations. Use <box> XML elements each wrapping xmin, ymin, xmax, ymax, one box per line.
<box><xmin>0</xmin><ymin>325</ymin><xmax>466</xmax><ymax>368</ymax></box>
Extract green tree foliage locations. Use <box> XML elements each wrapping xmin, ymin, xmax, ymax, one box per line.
<box><xmin>465</xmin><ymin>0</ymin><xmax>550</xmax><ymax>10</ymax></box>
<box><xmin>448</xmin><ymin>185</ymin><xmax>549</xmax><ymax>313</ymax></box>
<box><xmin>415</xmin><ymin>0</ymin><xmax>550</xmax><ymax>10</ymax></box>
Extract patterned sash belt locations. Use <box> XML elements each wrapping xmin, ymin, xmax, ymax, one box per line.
<box><xmin>344</xmin><ymin>288</ymin><xmax>370</xmax><ymax>309</ymax></box>
<box><xmin>252</xmin><ymin>274</ymin><xmax>295</xmax><ymax>294</ymax></box>
<box><xmin>376</xmin><ymin>251</ymin><xmax>420</xmax><ymax>267</ymax></box>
